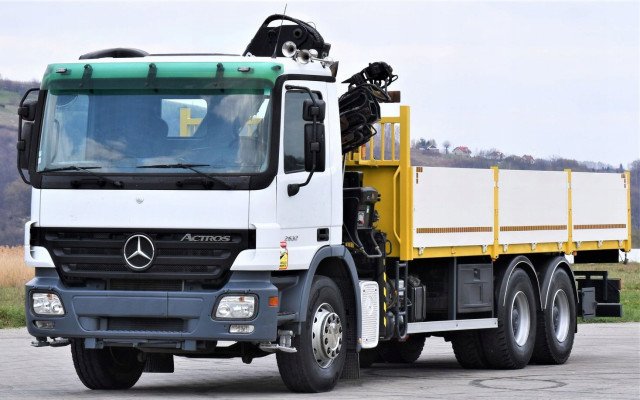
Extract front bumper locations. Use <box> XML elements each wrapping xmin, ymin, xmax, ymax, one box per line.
<box><xmin>26</xmin><ymin>269</ymin><xmax>279</xmax><ymax>350</ymax></box>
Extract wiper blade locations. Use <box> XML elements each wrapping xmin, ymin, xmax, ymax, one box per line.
<box><xmin>41</xmin><ymin>165</ymin><xmax>124</xmax><ymax>188</ymax></box>
<box><xmin>41</xmin><ymin>165</ymin><xmax>102</xmax><ymax>172</ymax></box>
<box><xmin>136</xmin><ymin>163</ymin><xmax>210</xmax><ymax>169</ymax></box>
<box><xmin>136</xmin><ymin>163</ymin><xmax>232</xmax><ymax>189</ymax></box>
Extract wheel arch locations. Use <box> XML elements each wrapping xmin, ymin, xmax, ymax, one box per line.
<box><xmin>495</xmin><ymin>255</ymin><xmax>542</xmax><ymax>311</ymax></box>
<box><xmin>534</xmin><ymin>255</ymin><xmax>578</xmax><ymax>311</ymax></box>
<box><xmin>279</xmin><ymin>245</ymin><xmax>362</xmax><ymax>352</ymax></box>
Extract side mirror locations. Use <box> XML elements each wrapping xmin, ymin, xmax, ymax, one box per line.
<box><xmin>285</xmin><ymin>85</ymin><xmax>327</xmax><ymax>196</ymax></box>
<box><xmin>17</xmin><ymin>88</ymin><xmax>40</xmax><ymax>184</ymax></box>
<box><xmin>17</xmin><ymin>121</ymin><xmax>33</xmax><ymax>170</ymax></box>
<box><xmin>303</xmin><ymin>98</ymin><xmax>325</xmax><ymax>122</ymax></box>
<box><xmin>18</xmin><ymin>100</ymin><xmax>38</xmax><ymax>121</ymax></box>
<box><xmin>304</xmin><ymin>123</ymin><xmax>325</xmax><ymax>172</ymax></box>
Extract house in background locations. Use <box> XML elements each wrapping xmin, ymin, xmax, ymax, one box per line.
<box><xmin>522</xmin><ymin>155</ymin><xmax>536</xmax><ymax>164</ymax></box>
<box><xmin>488</xmin><ymin>151</ymin><xmax>504</xmax><ymax>161</ymax></box>
<box><xmin>452</xmin><ymin>146</ymin><xmax>472</xmax><ymax>156</ymax></box>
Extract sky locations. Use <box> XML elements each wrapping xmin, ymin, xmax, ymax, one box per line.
<box><xmin>1</xmin><ymin>0</ymin><xmax>638</xmax><ymax>166</ymax></box>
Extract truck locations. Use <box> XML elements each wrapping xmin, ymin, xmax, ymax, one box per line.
<box><xmin>16</xmin><ymin>15</ymin><xmax>630</xmax><ymax>393</ymax></box>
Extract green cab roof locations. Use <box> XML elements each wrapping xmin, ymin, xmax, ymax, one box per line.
<box><xmin>42</xmin><ymin>60</ymin><xmax>284</xmax><ymax>90</ymax></box>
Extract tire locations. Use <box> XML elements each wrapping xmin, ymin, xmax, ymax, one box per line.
<box><xmin>377</xmin><ymin>335</ymin><xmax>426</xmax><ymax>364</ymax></box>
<box><xmin>451</xmin><ymin>330</ymin><xmax>488</xmax><ymax>369</ymax></box>
<box><xmin>277</xmin><ymin>276</ymin><xmax>347</xmax><ymax>392</ymax></box>
<box><xmin>358</xmin><ymin>348</ymin><xmax>379</xmax><ymax>368</ymax></box>
<box><xmin>531</xmin><ymin>268</ymin><xmax>576</xmax><ymax>364</ymax></box>
<box><xmin>70</xmin><ymin>339</ymin><xmax>145</xmax><ymax>390</ymax></box>
<box><xmin>481</xmin><ymin>268</ymin><xmax>537</xmax><ymax>369</ymax></box>
<box><xmin>395</xmin><ymin>335</ymin><xmax>426</xmax><ymax>363</ymax></box>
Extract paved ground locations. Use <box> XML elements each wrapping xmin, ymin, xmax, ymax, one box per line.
<box><xmin>0</xmin><ymin>323</ymin><xmax>638</xmax><ymax>399</ymax></box>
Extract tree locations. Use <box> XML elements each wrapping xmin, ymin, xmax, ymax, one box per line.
<box><xmin>443</xmin><ymin>140</ymin><xmax>451</xmax><ymax>154</ymax></box>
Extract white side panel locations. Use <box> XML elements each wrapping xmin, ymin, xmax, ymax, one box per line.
<box><xmin>24</xmin><ymin>221</ymin><xmax>55</xmax><ymax>268</ymax></box>
<box><xmin>499</xmin><ymin>170</ymin><xmax>568</xmax><ymax>245</ymax></box>
<box><xmin>572</xmin><ymin>172</ymin><xmax>628</xmax><ymax>242</ymax></box>
<box><xmin>327</xmin><ymin>82</ymin><xmax>344</xmax><ymax>246</ymax></box>
<box><xmin>249</xmin><ymin>180</ymin><xmax>279</xmax><ymax>249</ymax></box>
<box><xmin>31</xmin><ymin>188</ymin><xmax>41</xmax><ymax>222</ymax></box>
<box><xmin>359</xmin><ymin>281</ymin><xmax>380</xmax><ymax>349</ymax></box>
<box><xmin>230</xmin><ymin>181</ymin><xmax>280</xmax><ymax>271</ymax></box>
<box><xmin>39</xmin><ymin>189</ymin><xmax>249</xmax><ymax>229</ymax></box>
<box><xmin>413</xmin><ymin>167</ymin><xmax>494</xmax><ymax>248</ymax></box>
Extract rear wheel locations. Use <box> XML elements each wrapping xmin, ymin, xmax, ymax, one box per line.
<box><xmin>451</xmin><ymin>330</ymin><xmax>488</xmax><ymax>369</ymax></box>
<box><xmin>481</xmin><ymin>268</ymin><xmax>537</xmax><ymax>369</ymax></box>
<box><xmin>277</xmin><ymin>276</ymin><xmax>346</xmax><ymax>392</ymax></box>
<box><xmin>71</xmin><ymin>339</ymin><xmax>144</xmax><ymax>390</ymax></box>
<box><xmin>531</xmin><ymin>268</ymin><xmax>576</xmax><ymax>364</ymax></box>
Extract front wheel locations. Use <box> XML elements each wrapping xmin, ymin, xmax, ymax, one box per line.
<box><xmin>277</xmin><ymin>276</ymin><xmax>347</xmax><ymax>392</ymax></box>
<box><xmin>531</xmin><ymin>268</ymin><xmax>576</xmax><ymax>364</ymax></box>
<box><xmin>70</xmin><ymin>339</ymin><xmax>145</xmax><ymax>389</ymax></box>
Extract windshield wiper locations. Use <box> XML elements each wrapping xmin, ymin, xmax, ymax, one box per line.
<box><xmin>41</xmin><ymin>165</ymin><xmax>102</xmax><ymax>172</ymax></box>
<box><xmin>41</xmin><ymin>165</ymin><xmax>124</xmax><ymax>188</ymax></box>
<box><xmin>136</xmin><ymin>163</ymin><xmax>232</xmax><ymax>189</ymax></box>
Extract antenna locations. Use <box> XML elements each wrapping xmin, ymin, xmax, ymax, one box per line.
<box><xmin>271</xmin><ymin>4</ymin><xmax>288</xmax><ymax>58</ymax></box>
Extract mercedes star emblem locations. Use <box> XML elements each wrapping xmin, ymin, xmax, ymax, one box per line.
<box><xmin>123</xmin><ymin>234</ymin><xmax>155</xmax><ymax>271</ymax></box>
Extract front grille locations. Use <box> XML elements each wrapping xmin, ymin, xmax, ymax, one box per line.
<box><xmin>109</xmin><ymin>279</ymin><xmax>183</xmax><ymax>291</ymax></box>
<box><xmin>63</xmin><ymin>264</ymin><xmax>221</xmax><ymax>275</ymax></box>
<box><xmin>107</xmin><ymin>317</ymin><xmax>185</xmax><ymax>332</ymax></box>
<box><xmin>35</xmin><ymin>228</ymin><xmax>254</xmax><ymax>289</ymax></box>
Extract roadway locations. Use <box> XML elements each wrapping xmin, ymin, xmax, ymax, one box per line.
<box><xmin>0</xmin><ymin>323</ymin><xmax>637</xmax><ymax>399</ymax></box>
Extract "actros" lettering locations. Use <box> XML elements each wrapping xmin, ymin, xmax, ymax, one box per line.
<box><xmin>181</xmin><ymin>234</ymin><xmax>231</xmax><ymax>242</ymax></box>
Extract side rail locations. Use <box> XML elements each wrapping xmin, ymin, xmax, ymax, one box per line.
<box><xmin>410</xmin><ymin>167</ymin><xmax>631</xmax><ymax>260</ymax></box>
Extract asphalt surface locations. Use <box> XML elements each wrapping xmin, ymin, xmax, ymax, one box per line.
<box><xmin>0</xmin><ymin>323</ymin><xmax>638</xmax><ymax>399</ymax></box>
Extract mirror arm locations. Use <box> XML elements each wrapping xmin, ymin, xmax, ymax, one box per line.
<box><xmin>285</xmin><ymin>85</ymin><xmax>318</xmax><ymax>107</ymax></box>
<box><xmin>287</xmin><ymin>168</ymin><xmax>315</xmax><ymax>197</ymax></box>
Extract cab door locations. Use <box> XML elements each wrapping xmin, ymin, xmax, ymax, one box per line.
<box><xmin>276</xmin><ymin>80</ymin><xmax>334</xmax><ymax>270</ymax></box>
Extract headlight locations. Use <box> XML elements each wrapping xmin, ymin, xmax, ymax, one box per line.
<box><xmin>214</xmin><ymin>295</ymin><xmax>256</xmax><ymax>319</ymax></box>
<box><xmin>32</xmin><ymin>292</ymin><xmax>65</xmax><ymax>315</ymax></box>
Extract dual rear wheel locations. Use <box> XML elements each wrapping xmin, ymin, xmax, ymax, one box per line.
<box><xmin>452</xmin><ymin>266</ymin><xmax>576</xmax><ymax>369</ymax></box>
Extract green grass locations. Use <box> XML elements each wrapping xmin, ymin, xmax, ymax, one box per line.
<box><xmin>0</xmin><ymin>89</ymin><xmax>20</xmax><ymax>127</ymax></box>
<box><xmin>576</xmin><ymin>262</ymin><xmax>640</xmax><ymax>323</ymax></box>
<box><xmin>0</xmin><ymin>89</ymin><xmax>19</xmax><ymax>104</ymax></box>
<box><xmin>0</xmin><ymin>287</ymin><xmax>26</xmax><ymax>328</ymax></box>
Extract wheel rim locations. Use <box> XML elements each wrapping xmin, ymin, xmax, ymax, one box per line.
<box><xmin>511</xmin><ymin>291</ymin><xmax>531</xmax><ymax>347</ymax></box>
<box><xmin>551</xmin><ymin>289</ymin><xmax>570</xmax><ymax>342</ymax></box>
<box><xmin>311</xmin><ymin>302</ymin><xmax>343</xmax><ymax>368</ymax></box>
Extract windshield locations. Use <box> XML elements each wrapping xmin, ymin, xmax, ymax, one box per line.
<box><xmin>37</xmin><ymin>89</ymin><xmax>271</xmax><ymax>174</ymax></box>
